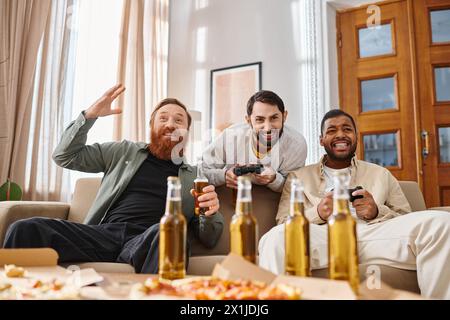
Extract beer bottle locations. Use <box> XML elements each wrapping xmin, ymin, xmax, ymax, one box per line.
<box><xmin>230</xmin><ymin>176</ymin><xmax>258</xmax><ymax>263</ymax></box>
<box><xmin>327</xmin><ymin>172</ymin><xmax>359</xmax><ymax>294</ymax></box>
<box><xmin>159</xmin><ymin>176</ymin><xmax>187</xmax><ymax>280</ymax></box>
<box><xmin>194</xmin><ymin>157</ymin><xmax>209</xmax><ymax>216</ymax></box>
<box><xmin>285</xmin><ymin>178</ymin><xmax>311</xmax><ymax>277</ymax></box>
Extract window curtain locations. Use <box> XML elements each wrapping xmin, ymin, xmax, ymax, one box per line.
<box><xmin>113</xmin><ymin>0</ymin><xmax>169</xmax><ymax>142</ymax></box>
<box><xmin>0</xmin><ymin>0</ymin><xmax>52</xmax><ymax>190</ymax></box>
<box><xmin>24</xmin><ymin>0</ymin><xmax>78</xmax><ymax>201</ymax></box>
<box><xmin>297</xmin><ymin>0</ymin><xmax>327</xmax><ymax>165</ymax></box>
<box><xmin>1</xmin><ymin>0</ymin><xmax>170</xmax><ymax>201</ymax></box>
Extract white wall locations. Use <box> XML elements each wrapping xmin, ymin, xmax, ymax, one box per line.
<box><xmin>323</xmin><ymin>1</ymin><xmax>340</xmax><ymax>109</ymax></box>
<box><xmin>168</xmin><ymin>0</ymin><xmax>345</xmax><ymax>162</ymax></box>
<box><xmin>168</xmin><ymin>0</ymin><xmax>306</xmax><ymax>136</ymax></box>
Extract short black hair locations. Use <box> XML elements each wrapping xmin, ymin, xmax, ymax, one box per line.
<box><xmin>320</xmin><ymin>109</ymin><xmax>356</xmax><ymax>135</ymax></box>
<box><xmin>246</xmin><ymin>90</ymin><xmax>285</xmax><ymax>116</ymax></box>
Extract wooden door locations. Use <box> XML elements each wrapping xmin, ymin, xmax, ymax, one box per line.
<box><xmin>337</xmin><ymin>0</ymin><xmax>421</xmax><ymax>183</ymax></box>
<box><xmin>413</xmin><ymin>0</ymin><xmax>450</xmax><ymax>207</ymax></box>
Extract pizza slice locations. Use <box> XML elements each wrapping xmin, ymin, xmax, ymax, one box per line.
<box><xmin>4</xmin><ymin>264</ymin><xmax>26</xmax><ymax>278</ymax></box>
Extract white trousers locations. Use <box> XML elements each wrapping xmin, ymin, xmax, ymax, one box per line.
<box><xmin>258</xmin><ymin>211</ymin><xmax>450</xmax><ymax>299</ymax></box>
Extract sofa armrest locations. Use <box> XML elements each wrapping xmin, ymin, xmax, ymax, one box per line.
<box><xmin>0</xmin><ymin>201</ymin><xmax>70</xmax><ymax>245</ymax></box>
<box><xmin>428</xmin><ymin>206</ymin><xmax>450</xmax><ymax>213</ymax></box>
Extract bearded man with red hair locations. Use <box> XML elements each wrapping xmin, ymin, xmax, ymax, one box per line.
<box><xmin>3</xmin><ymin>84</ymin><xmax>224</xmax><ymax>274</ymax></box>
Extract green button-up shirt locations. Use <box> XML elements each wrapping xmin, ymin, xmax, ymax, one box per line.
<box><xmin>52</xmin><ymin>113</ymin><xmax>224</xmax><ymax>249</ymax></box>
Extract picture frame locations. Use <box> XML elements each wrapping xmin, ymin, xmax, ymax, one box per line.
<box><xmin>210</xmin><ymin>62</ymin><xmax>262</xmax><ymax>135</ymax></box>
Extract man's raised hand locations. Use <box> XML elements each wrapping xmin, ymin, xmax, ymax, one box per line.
<box><xmin>84</xmin><ymin>84</ymin><xmax>126</xmax><ymax>119</ymax></box>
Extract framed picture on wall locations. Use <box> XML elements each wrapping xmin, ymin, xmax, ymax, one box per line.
<box><xmin>210</xmin><ymin>62</ymin><xmax>262</xmax><ymax>136</ymax></box>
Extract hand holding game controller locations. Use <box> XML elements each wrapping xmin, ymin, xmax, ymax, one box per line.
<box><xmin>349</xmin><ymin>186</ymin><xmax>379</xmax><ymax>221</ymax></box>
<box><xmin>348</xmin><ymin>186</ymin><xmax>364</xmax><ymax>202</ymax></box>
<box><xmin>225</xmin><ymin>164</ymin><xmax>264</xmax><ymax>190</ymax></box>
<box><xmin>251</xmin><ymin>165</ymin><xmax>276</xmax><ymax>186</ymax></box>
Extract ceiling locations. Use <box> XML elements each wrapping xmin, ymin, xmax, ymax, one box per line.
<box><xmin>326</xmin><ymin>0</ymin><xmax>378</xmax><ymax>10</ymax></box>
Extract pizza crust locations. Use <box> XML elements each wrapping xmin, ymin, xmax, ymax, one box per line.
<box><xmin>4</xmin><ymin>264</ymin><xmax>26</xmax><ymax>278</ymax></box>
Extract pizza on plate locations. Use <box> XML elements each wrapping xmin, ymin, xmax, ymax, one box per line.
<box><xmin>0</xmin><ymin>279</ymin><xmax>80</xmax><ymax>300</ymax></box>
<box><xmin>130</xmin><ymin>277</ymin><xmax>301</xmax><ymax>300</ymax></box>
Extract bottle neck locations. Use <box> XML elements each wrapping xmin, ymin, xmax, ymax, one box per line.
<box><xmin>237</xmin><ymin>184</ymin><xmax>252</xmax><ymax>202</ymax></box>
<box><xmin>333</xmin><ymin>185</ymin><xmax>350</xmax><ymax>214</ymax></box>
<box><xmin>332</xmin><ymin>175</ymin><xmax>351</xmax><ymax>215</ymax></box>
<box><xmin>166</xmin><ymin>184</ymin><xmax>182</xmax><ymax>215</ymax></box>
<box><xmin>333</xmin><ymin>186</ymin><xmax>349</xmax><ymax>199</ymax></box>
<box><xmin>236</xmin><ymin>200</ymin><xmax>253</xmax><ymax>216</ymax></box>
<box><xmin>290</xmin><ymin>182</ymin><xmax>305</xmax><ymax>217</ymax></box>
<box><xmin>290</xmin><ymin>202</ymin><xmax>305</xmax><ymax>216</ymax></box>
<box><xmin>236</xmin><ymin>180</ymin><xmax>252</xmax><ymax>216</ymax></box>
<box><xmin>333</xmin><ymin>198</ymin><xmax>351</xmax><ymax>215</ymax></box>
<box><xmin>196</xmin><ymin>160</ymin><xmax>206</xmax><ymax>180</ymax></box>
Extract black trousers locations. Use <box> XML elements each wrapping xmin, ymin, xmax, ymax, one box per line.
<box><xmin>2</xmin><ymin>217</ymin><xmax>180</xmax><ymax>274</ymax></box>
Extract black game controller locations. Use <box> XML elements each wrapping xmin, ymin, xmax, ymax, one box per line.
<box><xmin>233</xmin><ymin>164</ymin><xmax>264</xmax><ymax>176</ymax></box>
<box><xmin>348</xmin><ymin>186</ymin><xmax>364</xmax><ymax>202</ymax></box>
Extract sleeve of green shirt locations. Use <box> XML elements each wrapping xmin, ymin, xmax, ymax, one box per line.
<box><xmin>189</xmin><ymin>212</ymin><xmax>224</xmax><ymax>249</ymax></box>
<box><xmin>52</xmin><ymin>112</ymin><xmax>119</xmax><ymax>173</ymax></box>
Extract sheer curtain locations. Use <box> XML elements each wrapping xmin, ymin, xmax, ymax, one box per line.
<box><xmin>0</xmin><ymin>1</ymin><xmax>9</xmax><ymax>176</ymax></box>
<box><xmin>24</xmin><ymin>0</ymin><xmax>124</xmax><ymax>201</ymax></box>
<box><xmin>2</xmin><ymin>0</ymin><xmax>169</xmax><ymax>201</ymax></box>
<box><xmin>0</xmin><ymin>0</ymin><xmax>51</xmax><ymax>188</ymax></box>
<box><xmin>293</xmin><ymin>0</ymin><xmax>327</xmax><ymax>165</ymax></box>
<box><xmin>24</xmin><ymin>0</ymin><xmax>78</xmax><ymax>201</ymax></box>
<box><xmin>68</xmin><ymin>0</ymin><xmax>123</xmax><ymax>199</ymax></box>
<box><xmin>114</xmin><ymin>0</ymin><xmax>169</xmax><ymax>142</ymax></box>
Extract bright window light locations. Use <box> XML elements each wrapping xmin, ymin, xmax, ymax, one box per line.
<box><xmin>69</xmin><ymin>0</ymin><xmax>124</xmax><ymax>191</ymax></box>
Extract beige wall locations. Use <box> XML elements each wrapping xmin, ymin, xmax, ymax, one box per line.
<box><xmin>167</xmin><ymin>0</ymin><xmax>306</xmax><ymax>136</ymax></box>
<box><xmin>167</xmin><ymin>0</ymin><xmax>343</xmax><ymax>163</ymax></box>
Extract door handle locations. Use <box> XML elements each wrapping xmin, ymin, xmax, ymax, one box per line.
<box><xmin>421</xmin><ymin>130</ymin><xmax>430</xmax><ymax>158</ymax></box>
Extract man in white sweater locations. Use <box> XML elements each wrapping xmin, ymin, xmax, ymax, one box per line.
<box><xmin>202</xmin><ymin>90</ymin><xmax>307</xmax><ymax>193</ymax></box>
<box><xmin>258</xmin><ymin>109</ymin><xmax>450</xmax><ymax>299</ymax></box>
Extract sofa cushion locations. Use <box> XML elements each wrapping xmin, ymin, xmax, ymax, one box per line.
<box><xmin>190</xmin><ymin>185</ymin><xmax>281</xmax><ymax>256</ymax></box>
<box><xmin>188</xmin><ymin>255</ymin><xmax>225</xmax><ymax>276</ymax></box>
<box><xmin>68</xmin><ymin>178</ymin><xmax>102</xmax><ymax>223</ymax></box>
<box><xmin>0</xmin><ymin>201</ymin><xmax>70</xmax><ymax>244</ymax></box>
<box><xmin>398</xmin><ymin>181</ymin><xmax>426</xmax><ymax>212</ymax></box>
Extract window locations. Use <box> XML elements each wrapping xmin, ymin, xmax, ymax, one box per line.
<box><xmin>430</xmin><ymin>9</ymin><xmax>450</xmax><ymax>44</ymax></box>
<box><xmin>439</xmin><ymin>127</ymin><xmax>450</xmax><ymax>163</ymax></box>
<box><xmin>434</xmin><ymin>67</ymin><xmax>450</xmax><ymax>103</ymax></box>
<box><xmin>67</xmin><ymin>0</ymin><xmax>124</xmax><ymax>192</ymax></box>
<box><xmin>363</xmin><ymin>133</ymin><xmax>399</xmax><ymax>167</ymax></box>
<box><xmin>360</xmin><ymin>76</ymin><xmax>397</xmax><ymax>112</ymax></box>
<box><xmin>358</xmin><ymin>23</ymin><xmax>393</xmax><ymax>58</ymax></box>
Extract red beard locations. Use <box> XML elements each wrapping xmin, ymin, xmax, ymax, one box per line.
<box><xmin>148</xmin><ymin>127</ymin><xmax>185</xmax><ymax>161</ymax></box>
